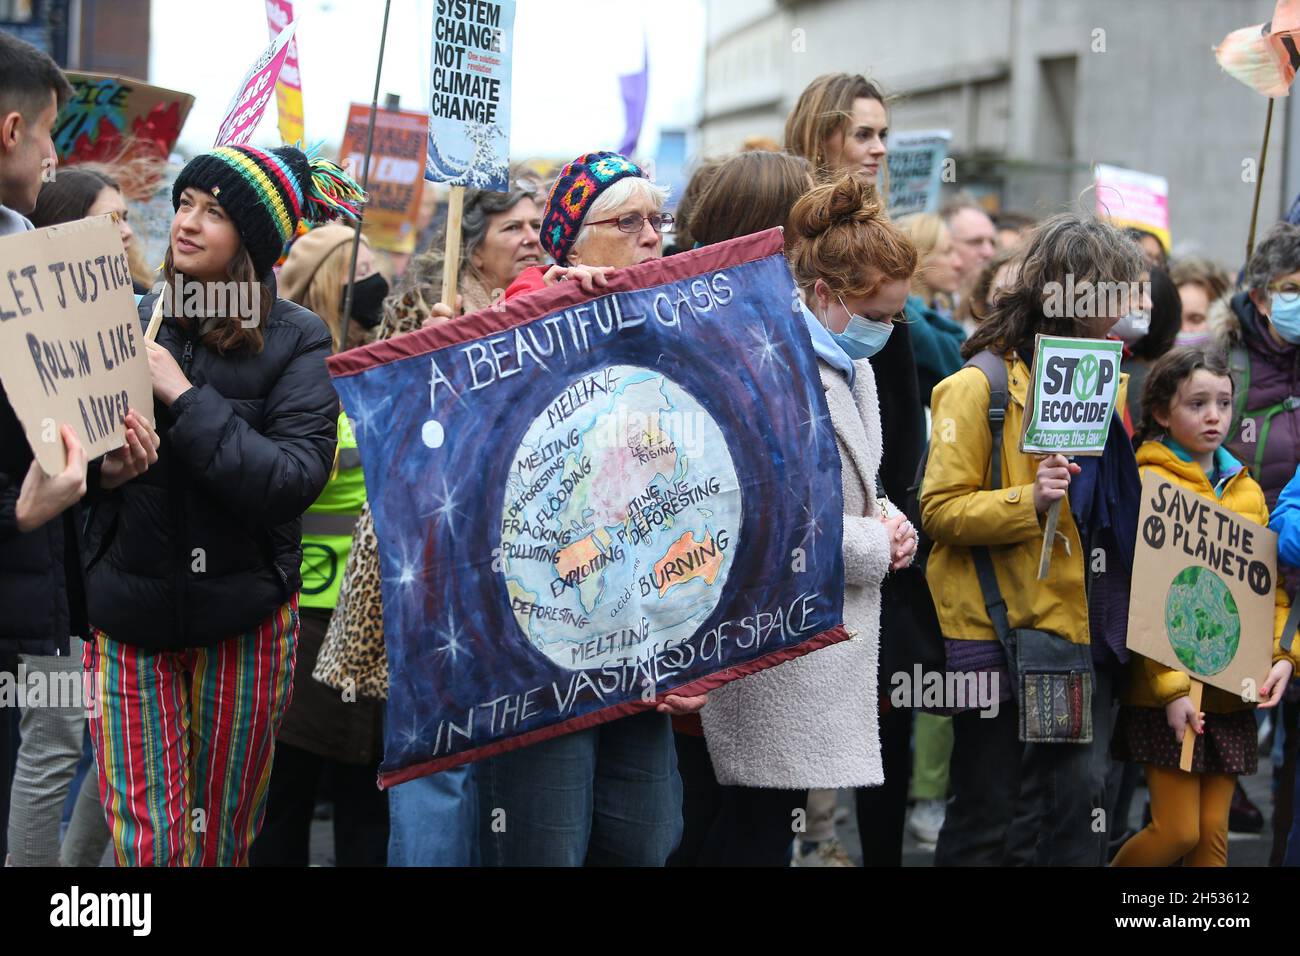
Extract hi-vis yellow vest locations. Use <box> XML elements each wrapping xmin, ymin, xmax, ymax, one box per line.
<box><xmin>299</xmin><ymin>413</ymin><xmax>365</xmax><ymax>609</ymax></box>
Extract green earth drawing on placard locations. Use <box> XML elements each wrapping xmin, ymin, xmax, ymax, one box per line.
<box><xmin>1164</xmin><ymin>566</ymin><xmax>1241</xmax><ymax>676</ymax></box>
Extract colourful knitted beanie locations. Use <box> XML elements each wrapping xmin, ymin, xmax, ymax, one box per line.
<box><xmin>171</xmin><ymin>145</ymin><xmax>366</xmax><ymax>278</ymax></box>
<box><xmin>541</xmin><ymin>151</ymin><xmax>646</xmax><ymax>265</ymax></box>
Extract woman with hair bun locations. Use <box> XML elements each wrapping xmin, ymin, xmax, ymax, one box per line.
<box><xmin>699</xmin><ymin>171</ymin><xmax>919</xmax><ymax>866</ymax></box>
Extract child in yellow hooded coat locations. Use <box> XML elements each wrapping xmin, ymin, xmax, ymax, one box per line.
<box><xmin>1112</xmin><ymin>347</ymin><xmax>1298</xmax><ymax>866</ymax></box>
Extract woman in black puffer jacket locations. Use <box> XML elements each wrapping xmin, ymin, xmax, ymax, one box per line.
<box><xmin>81</xmin><ymin>144</ymin><xmax>364</xmax><ymax>867</ymax></box>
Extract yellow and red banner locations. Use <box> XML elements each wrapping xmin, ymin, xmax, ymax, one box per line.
<box><xmin>266</xmin><ymin>0</ymin><xmax>304</xmax><ymax>145</ymax></box>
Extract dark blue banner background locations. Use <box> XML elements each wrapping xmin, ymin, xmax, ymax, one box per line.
<box><xmin>331</xmin><ymin>238</ymin><xmax>846</xmax><ymax>783</ymax></box>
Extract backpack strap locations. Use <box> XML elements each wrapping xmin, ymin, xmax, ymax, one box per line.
<box><xmin>1227</xmin><ymin>343</ymin><xmax>1251</xmax><ymax>444</ymax></box>
<box><xmin>963</xmin><ymin>350</ymin><xmax>1012</xmax><ymax>633</ymax></box>
<box><xmin>964</xmin><ymin>350</ymin><xmax>1009</xmax><ymax>492</ymax></box>
<box><xmin>907</xmin><ymin>351</ymin><xmax>1009</xmax><ymax>537</ymax></box>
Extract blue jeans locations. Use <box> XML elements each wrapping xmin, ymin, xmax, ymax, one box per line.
<box><xmin>387</xmin><ymin>763</ymin><xmax>479</xmax><ymax>866</ymax></box>
<box><xmin>477</xmin><ymin>710</ymin><xmax>683</xmax><ymax>866</ymax></box>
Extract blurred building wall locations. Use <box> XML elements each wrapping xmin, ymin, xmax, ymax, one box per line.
<box><xmin>700</xmin><ymin>0</ymin><xmax>1289</xmax><ymax>270</ymax></box>
<box><xmin>1</xmin><ymin>0</ymin><xmax>151</xmax><ymax>78</ymax></box>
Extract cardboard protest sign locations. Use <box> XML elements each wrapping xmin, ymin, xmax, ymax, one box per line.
<box><xmin>886</xmin><ymin>130</ymin><xmax>952</xmax><ymax>218</ymax></box>
<box><xmin>1020</xmin><ymin>334</ymin><xmax>1124</xmax><ymax>455</ymax></box>
<box><xmin>425</xmin><ymin>0</ymin><xmax>515</xmax><ymax>191</ymax></box>
<box><xmin>54</xmin><ymin>72</ymin><xmax>194</xmax><ymax>168</ymax></box>
<box><xmin>265</xmin><ymin>0</ymin><xmax>305</xmax><ymax>146</ymax></box>
<box><xmin>215</xmin><ymin>21</ymin><xmax>297</xmax><ymax>147</ymax></box>
<box><xmin>1128</xmin><ymin>471</ymin><xmax>1277</xmax><ymax>697</ymax></box>
<box><xmin>0</xmin><ymin>217</ymin><xmax>151</xmax><ymax>474</ymax></box>
<box><xmin>340</xmin><ymin>105</ymin><xmax>428</xmax><ymax>253</ymax></box>
<box><xmin>1095</xmin><ymin>163</ymin><xmax>1170</xmax><ymax>253</ymax></box>
<box><xmin>327</xmin><ymin>229</ymin><xmax>849</xmax><ymax>784</ymax></box>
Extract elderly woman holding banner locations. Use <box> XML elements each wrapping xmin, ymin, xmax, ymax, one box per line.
<box><xmin>311</xmin><ymin>172</ymin><xmax>552</xmax><ymax>867</ymax></box>
<box><xmin>474</xmin><ymin>151</ymin><xmax>702</xmax><ymax>867</ymax></box>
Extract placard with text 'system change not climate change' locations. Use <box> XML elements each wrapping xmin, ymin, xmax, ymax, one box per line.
<box><xmin>327</xmin><ymin>229</ymin><xmax>849</xmax><ymax>786</ymax></box>
<box><xmin>0</xmin><ymin>216</ymin><xmax>150</xmax><ymax>474</ymax></box>
<box><xmin>425</xmin><ymin>0</ymin><xmax>515</xmax><ymax>192</ymax></box>
<box><xmin>1128</xmin><ymin>472</ymin><xmax>1278</xmax><ymax>697</ymax></box>
<box><xmin>1019</xmin><ymin>334</ymin><xmax>1124</xmax><ymax>455</ymax></box>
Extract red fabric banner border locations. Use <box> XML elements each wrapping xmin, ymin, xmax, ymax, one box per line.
<box><xmin>327</xmin><ymin>227</ymin><xmax>787</xmax><ymax>379</ymax></box>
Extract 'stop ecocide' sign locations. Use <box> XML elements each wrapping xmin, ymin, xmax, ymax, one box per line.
<box><xmin>1020</xmin><ymin>334</ymin><xmax>1124</xmax><ymax>455</ymax></box>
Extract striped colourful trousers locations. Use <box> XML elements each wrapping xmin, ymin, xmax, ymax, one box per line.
<box><xmin>84</xmin><ymin>599</ymin><xmax>298</xmax><ymax>866</ymax></box>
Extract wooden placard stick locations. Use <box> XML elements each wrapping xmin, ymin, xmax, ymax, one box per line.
<box><xmin>144</xmin><ymin>292</ymin><xmax>166</xmax><ymax>342</ymax></box>
<box><xmin>1037</xmin><ymin>496</ymin><xmax>1064</xmax><ymax>580</ymax></box>
<box><xmin>441</xmin><ymin>184</ymin><xmax>466</xmax><ymax>311</ymax></box>
<box><xmin>1245</xmin><ymin>98</ymin><xmax>1275</xmax><ymax>263</ymax></box>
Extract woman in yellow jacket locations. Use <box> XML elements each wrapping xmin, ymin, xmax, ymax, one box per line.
<box><xmin>921</xmin><ymin>213</ymin><xmax>1146</xmax><ymax>866</ymax></box>
<box><xmin>1111</xmin><ymin>347</ymin><xmax>1296</xmax><ymax>866</ymax></box>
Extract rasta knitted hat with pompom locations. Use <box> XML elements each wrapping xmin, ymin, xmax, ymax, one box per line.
<box><xmin>540</xmin><ymin>151</ymin><xmax>646</xmax><ymax>265</ymax></box>
<box><xmin>171</xmin><ymin>144</ymin><xmax>366</xmax><ymax>278</ymax></box>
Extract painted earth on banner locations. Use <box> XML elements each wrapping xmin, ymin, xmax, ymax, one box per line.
<box><xmin>327</xmin><ymin>229</ymin><xmax>849</xmax><ymax>785</ymax></box>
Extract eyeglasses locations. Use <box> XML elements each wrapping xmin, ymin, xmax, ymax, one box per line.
<box><xmin>1268</xmin><ymin>282</ymin><xmax>1300</xmax><ymax>303</ymax></box>
<box><xmin>586</xmin><ymin>212</ymin><xmax>675</xmax><ymax>234</ymax></box>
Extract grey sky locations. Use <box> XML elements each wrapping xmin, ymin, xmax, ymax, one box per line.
<box><xmin>149</xmin><ymin>0</ymin><xmax>705</xmax><ymax>162</ymax></box>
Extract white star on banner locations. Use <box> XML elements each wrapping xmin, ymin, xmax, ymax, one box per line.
<box><xmin>797</xmin><ymin>498</ymin><xmax>823</xmax><ymax>550</ymax></box>
<box><xmin>747</xmin><ymin>325</ymin><xmax>789</xmax><ymax>374</ymax></box>
<box><xmin>434</xmin><ymin>609</ymin><xmax>468</xmax><ymax>666</ymax></box>
<box><xmin>425</xmin><ymin>476</ymin><xmax>466</xmax><ymax>536</ymax></box>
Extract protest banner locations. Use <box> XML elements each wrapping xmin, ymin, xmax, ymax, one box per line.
<box><xmin>265</xmin><ymin>0</ymin><xmax>305</xmax><ymax>146</ymax></box>
<box><xmin>214</xmin><ymin>20</ymin><xmax>297</xmax><ymax>147</ymax></box>
<box><xmin>1094</xmin><ymin>163</ymin><xmax>1170</xmax><ymax>254</ymax></box>
<box><xmin>327</xmin><ymin>229</ymin><xmax>850</xmax><ymax>785</ymax></box>
<box><xmin>1128</xmin><ymin>471</ymin><xmax>1278</xmax><ymax>767</ymax></box>
<box><xmin>1019</xmin><ymin>334</ymin><xmax>1124</xmax><ymax>578</ymax></box>
<box><xmin>54</xmin><ymin>72</ymin><xmax>193</xmax><ymax>170</ymax></box>
<box><xmin>886</xmin><ymin>130</ymin><xmax>951</xmax><ymax>218</ymax></box>
<box><xmin>340</xmin><ymin>104</ymin><xmax>427</xmax><ymax>253</ymax></box>
<box><xmin>426</xmin><ymin>0</ymin><xmax>516</xmax><ymax>305</ymax></box>
<box><xmin>425</xmin><ymin>0</ymin><xmax>514</xmax><ymax>192</ymax></box>
<box><xmin>0</xmin><ymin>216</ymin><xmax>151</xmax><ymax>474</ymax></box>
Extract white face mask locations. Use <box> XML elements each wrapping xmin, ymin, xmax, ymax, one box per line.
<box><xmin>1111</xmin><ymin>310</ymin><xmax>1150</xmax><ymax>345</ymax></box>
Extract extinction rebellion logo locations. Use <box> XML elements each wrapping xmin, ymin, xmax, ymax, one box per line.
<box><xmin>1043</xmin><ymin>351</ymin><xmax>1113</xmax><ymax>423</ymax></box>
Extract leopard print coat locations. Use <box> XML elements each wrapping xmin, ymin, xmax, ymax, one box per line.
<box><xmin>313</xmin><ymin>278</ymin><xmax>491</xmax><ymax>700</ymax></box>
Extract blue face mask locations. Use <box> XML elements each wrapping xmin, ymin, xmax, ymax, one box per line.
<box><xmin>829</xmin><ymin>294</ymin><xmax>893</xmax><ymax>360</ymax></box>
<box><xmin>1269</xmin><ymin>293</ymin><xmax>1300</xmax><ymax>345</ymax></box>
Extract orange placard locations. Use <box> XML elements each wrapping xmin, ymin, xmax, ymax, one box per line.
<box><xmin>340</xmin><ymin>105</ymin><xmax>428</xmax><ymax>254</ymax></box>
